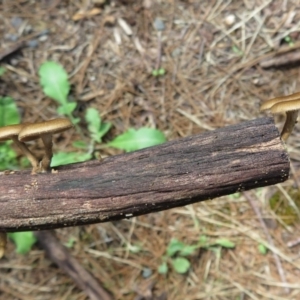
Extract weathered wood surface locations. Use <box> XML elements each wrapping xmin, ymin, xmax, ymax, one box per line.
<box><xmin>0</xmin><ymin>117</ymin><xmax>290</xmax><ymax>232</ymax></box>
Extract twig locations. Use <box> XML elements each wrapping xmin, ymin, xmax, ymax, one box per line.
<box><xmin>35</xmin><ymin>230</ymin><xmax>113</xmax><ymax>300</ymax></box>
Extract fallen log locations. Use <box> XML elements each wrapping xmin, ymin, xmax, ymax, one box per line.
<box><xmin>0</xmin><ymin>117</ymin><xmax>290</xmax><ymax>232</ymax></box>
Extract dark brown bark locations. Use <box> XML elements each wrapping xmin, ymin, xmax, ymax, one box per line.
<box><xmin>34</xmin><ymin>230</ymin><xmax>113</xmax><ymax>300</ymax></box>
<box><xmin>0</xmin><ymin>117</ymin><xmax>290</xmax><ymax>232</ymax></box>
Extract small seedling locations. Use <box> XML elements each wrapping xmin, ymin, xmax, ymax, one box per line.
<box><xmin>159</xmin><ymin>236</ymin><xmax>235</xmax><ymax>275</ymax></box>
<box><xmin>85</xmin><ymin>107</ymin><xmax>111</xmax><ymax>143</ymax></box>
<box><xmin>158</xmin><ymin>238</ymin><xmax>198</xmax><ymax>275</ymax></box>
<box><xmin>152</xmin><ymin>68</ymin><xmax>166</xmax><ymax>77</ymax></box>
<box><xmin>284</xmin><ymin>35</ymin><xmax>294</xmax><ymax>47</ymax></box>
<box><xmin>258</xmin><ymin>244</ymin><xmax>268</xmax><ymax>255</ymax></box>
<box><xmin>8</xmin><ymin>232</ymin><xmax>37</xmax><ymax>254</ymax></box>
<box><xmin>232</xmin><ymin>45</ymin><xmax>243</xmax><ymax>56</ymax></box>
<box><xmin>39</xmin><ymin>61</ymin><xmax>79</xmax><ymax>124</ymax></box>
<box><xmin>108</xmin><ymin>127</ymin><xmax>166</xmax><ymax>152</ymax></box>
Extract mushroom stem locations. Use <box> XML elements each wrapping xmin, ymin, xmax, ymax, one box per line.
<box><xmin>281</xmin><ymin>110</ymin><xmax>298</xmax><ymax>141</ymax></box>
<box><xmin>11</xmin><ymin>136</ymin><xmax>40</xmax><ymax>170</ymax></box>
<box><xmin>0</xmin><ymin>232</ymin><xmax>7</xmax><ymax>259</ymax></box>
<box><xmin>40</xmin><ymin>134</ymin><xmax>53</xmax><ymax>171</ymax></box>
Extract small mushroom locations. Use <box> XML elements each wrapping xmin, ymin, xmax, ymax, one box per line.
<box><xmin>18</xmin><ymin>118</ymin><xmax>73</xmax><ymax>172</ymax></box>
<box><xmin>260</xmin><ymin>92</ymin><xmax>300</xmax><ymax>111</ymax></box>
<box><xmin>0</xmin><ymin>123</ymin><xmax>39</xmax><ymax>172</ymax></box>
<box><xmin>260</xmin><ymin>92</ymin><xmax>300</xmax><ymax>141</ymax></box>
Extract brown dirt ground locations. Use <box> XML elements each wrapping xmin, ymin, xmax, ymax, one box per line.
<box><xmin>1</xmin><ymin>0</ymin><xmax>300</xmax><ymax>299</ymax></box>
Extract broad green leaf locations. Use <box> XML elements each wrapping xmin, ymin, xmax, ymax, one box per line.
<box><xmin>166</xmin><ymin>238</ymin><xmax>185</xmax><ymax>257</ymax></box>
<box><xmin>172</xmin><ymin>257</ymin><xmax>190</xmax><ymax>274</ymax></box>
<box><xmin>39</xmin><ymin>61</ymin><xmax>70</xmax><ymax>104</ymax></box>
<box><xmin>51</xmin><ymin>151</ymin><xmax>92</xmax><ymax>167</ymax></box>
<box><xmin>98</xmin><ymin>122</ymin><xmax>111</xmax><ymax>139</ymax></box>
<box><xmin>179</xmin><ymin>244</ymin><xmax>198</xmax><ymax>256</ymax></box>
<box><xmin>0</xmin><ymin>96</ymin><xmax>20</xmax><ymax>126</ymax></box>
<box><xmin>57</xmin><ymin>102</ymin><xmax>77</xmax><ymax>115</ymax></box>
<box><xmin>8</xmin><ymin>232</ymin><xmax>37</xmax><ymax>254</ymax></box>
<box><xmin>215</xmin><ymin>238</ymin><xmax>235</xmax><ymax>249</ymax></box>
<box><xmin>108</xmin><ymin>127</ymin><xmax>166</xmax><ymax>152</ymax></box>
<box><xmin>158</xmin><ymin>262</ymin><xmax>168</xmax><ymax>274</ymax></box>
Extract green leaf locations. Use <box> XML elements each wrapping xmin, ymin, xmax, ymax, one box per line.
<box><xmin>72</xmin><ymin>140</ymin><xmax>88</xmax><ymax>149</ymax></box>
<box><xmin>0</xmin><ymin>96</ymin><xmax>20</xmax><ymax>127</ymax></box>
<box><xmin>172</xmin><ymin>257</ymin><xmax>190</xmax><ymax>274</ymax></box>
<box><xmin>158</xmin><ymin>68</ymin><xmax>166</xmax><ymax>76</ymax></box>
<box><xmin>39</xmin><ymin>61</ymin><xmax>70</xmax><ymax>104</ymax></box>
<box><xmin>158</xmin><ymin>262</ymin><xmax>168</xmax><ymax>274</ymax></box>
<box><xmin>179</xmin><ymin>244</ymin><xmax>198</xmax><ymax>256</ymax></box>
<box><xmin>8</xmin><ymin>232</ymin><xmax>37</xmax><ymax>254</ymax></box>
<box><xmin>0</xmin><ymin>67</ymin><xmax>6</xmax><ymax>76</ymax></box>
<box><xmin>152</xmin><ymin>69</ymin><xmax>159</xmax><ymax>76</ymax></box>
<box><xmin>215</xmin><ymin>238</ymin><xmax>235</xmax><ymax>249</ymax></box>
<box><xmin>65</xmin><ymin>237</ymin><xmax>76</xmax><ymax>248</ymax></box>
<box><xmin>166</xmin><ymin>238</ymin><xmax>185</xmax><ymax>257</ymax></box>
<box><xmin>51</xmin><ymin>151</ymin><xmax>92</xmax><ymax>167</ymax></box>
<box><xmin>57</xmin><ymin>102</ymin><xmax>77</xmax><ymax>116</ymax></box>
<box><xmin>108</xmin><ymin>127</ymin><xmax>166</xmax><ymax>152</ymax></box>
<box><xmin>258</xmin><ymin>244</ymin><xmax>268</xmax><ymax>255</ymax></box>
<box><xmin>198</xmin><ymin>235</ymin><xmax>208</xmax><ymax>247</ymax></box>
<box><xmin>85</xmin><ymin>108</ymin><xmax>111</xmax><ymax>143</ymax></box>
<box><xmin>0</xmin><ymin>142</ymin><xmax>18</xmax><ymax>170</ymax></box>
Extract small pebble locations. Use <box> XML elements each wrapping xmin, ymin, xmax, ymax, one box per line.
<box><xmin>10</xmin><ymin>16</ymin><xmax>23</xmax><ymax>28</ymax></box>
<box><xmin>224</xmin><ymin>14</ymin><xmax>236</xmax><ymax>26</ymax></box>
<box><xmin>4</xmin><ymin>33</ymin><xmax>19</xmax><ymax>42</ymax></box>
<box><xmin>153</xmin><ymin>17</ymin><xmax>165</xmax><ymax>31</ymax></box>
<box><xmin>142</xmin><ymin>267</ymin><xmax>152</xmax><ymax>278</ymax></box>
<box><xmin>26</xmin><ymin>39</ymin><xmax>39</xmax><ymax>48</ymax></box>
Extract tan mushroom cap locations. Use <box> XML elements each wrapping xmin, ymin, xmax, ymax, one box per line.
<box><xmin>271</xmin><ymin>99</ymin><xmax>300</xmax><ymax>114</ymax></box>
<box><xmin>18</xmin><ymin>118</ymin><xmax>73</xmax><ymax>142</ymax></box>
<box><xmin>0</xmin><ymin>123</ymin><xmax>28</xmax><ymax>142</ymax></box>
<box><xmin>260</xmin><ymin>92</ymin><xmax>300</xmax><ymax>111</ymax></box>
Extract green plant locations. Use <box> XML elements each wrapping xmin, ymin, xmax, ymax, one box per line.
<box><xmin>284</xmin><ymin>35</ymin><xmax>294</xmax><ymax>47</ymax></box>
<box><xmin>85</xmin><ymin>107</ymin><xmax>111</xmax><ymax>144</ymax></box>
<box><xmin>152</xmin><ymin>68</ymin><xmax>166</xmax><ymax>77</ymax></box>
<box><xmin>39</xmin><ymin>61</ymin><xmax>80</xmax><ymax>124</ymax></box>
<box><xmin>258</xmin><ymin>244</ymin><xmax>268</xmax><ymax>255</ymax></box>
<box><xmin>8</xmin><ymin>232</ymin><xmax>37</xmax><ymax>254</ymax></box>
<box><xmin>158</xmin><ymin>236</ymin><xmax>235</xmax><ymax>275</ymax></box>
<box><xmin>0</xmin><ymin>97</ymin><xmax>20</xmax><ymax>170</ymax></box>
<box><xmin>158</xmin><ymin>238</ymin><xmax>197</xmax><ymax>274</ymax></box>
<box><xmin>0</xmin><ymin>66</ymin><xmax>6</xmax><ymax>76</ymax></box>
<box><xmin>108</xmin><ymin>127</ymin><xmax>166</xmax><ymax>152</ymax></box>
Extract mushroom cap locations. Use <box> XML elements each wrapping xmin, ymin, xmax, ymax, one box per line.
<box><xmin>0</xmin><ymin>124</ymin><xmax>28</xmax><ymax>142</ymax></box>
<box><xmin>18</xmin><ymin>118</ymin><xmax>73</xmax><ymax>142</ymax></box>
<box><xmin>260</xmin><ymin>92</ymin><xmax>300</xmax><ymax>111</ymax></box>
<box><xmin>271</xmin><ymin>99</ymin><xmax>300</xmax><ymax>114</ymax></box>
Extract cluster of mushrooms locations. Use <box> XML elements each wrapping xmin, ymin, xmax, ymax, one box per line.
<box><xmin>260</xmin><ymin>92</ymin><xmax>300</xmax><ymax>141</ymax></box>
<box><xmin>0</xmin><ymin>118</ymin><xmax>73</xmax><ymax>174</ymax></box>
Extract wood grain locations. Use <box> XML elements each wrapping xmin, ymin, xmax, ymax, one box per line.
<box><xmin>0</xmin><ymin>117</ymin><xmax>290</xmax><ymax>232</ymax></box>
